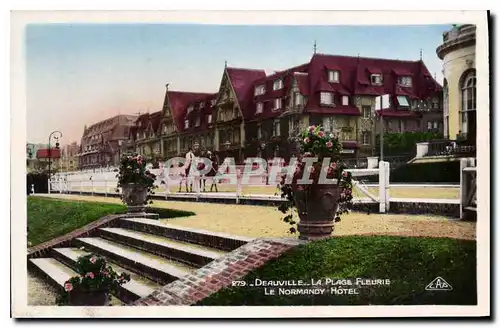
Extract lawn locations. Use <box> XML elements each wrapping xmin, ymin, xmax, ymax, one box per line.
<box><xmin>198</xmin><ymin>236</ymin><xmax>477</xmax><ymax>306</ymax></box>
<box><xmin>43</xmin><ymin>195</ymin><xmax>476</xmax><ymax>241</ymax></box>
<box><xmin>27</xmin><ymin>196</ymin><xmax>195</xmax><ymax>246</ymax></box>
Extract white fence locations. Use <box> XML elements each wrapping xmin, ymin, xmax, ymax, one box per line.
<box><xmin>47</xmin><ymin>161</ymin><xmax>392</xmax><ymax>212</ymax></box>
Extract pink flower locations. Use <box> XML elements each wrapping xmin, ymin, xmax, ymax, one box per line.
<box><xmin>86</xmin><ymin>272</ymin><xmax>95</xmax><ymax>279</ymax></box>
<box><xmin>342</xmin><ymin>171</ymin><xmax>348</xmax><ymax>178</ymax></box>
<box><xmin>308</xmin><ymin>125</ymin><xmax>316</xmax><ymax>132</ymax></box>
<box><xmin>308</xmin><ymin>166</ymin><xmax>315</xmax><ymax>173</ymax></box>
<box><xmin>345</xmin><ymin>189</ymin><xmax>352</xmax><ymax>195</ymax></box>
<box><xmin>304</xmin><ymin>137</ymin><xmax>310</xmax><ymax>144</ymax></box>
<box><xmin>64</xmin><ymin>282</ymin><xmax>73</xmax><ymax>292</ymax></box>
<box><xmin>330</xmin><ymin>162</ymin><xmax>337</xmax><ymax>169</ymax></box>
<box><xmin>89</xmin><ymin>256</ymin><xmax>97</xmax><ymax>264</ymax></box>
<box><xmin>318</xmin><ymin>131</ymin><xmax>325</xmax><ymax>138</ymax></box>
<box><xmin>326</xmin><ymin>141</ymin><xmax>333</xmax><ymax>148</ymax></box>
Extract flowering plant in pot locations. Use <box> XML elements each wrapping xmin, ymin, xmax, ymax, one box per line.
<box><xmin>278</xmin><ymin>125</ymin><xmax>354</xmax><ymax>240</ymax></box>
<box><xmin>56</xmin><ymin>253</ymin><xmax>130</xmax><ymax>306</ymax></box>
<box><xmin>116</xmin><ymin>153</ymin><xmax>157</xmax><ymax>213</ymax></box>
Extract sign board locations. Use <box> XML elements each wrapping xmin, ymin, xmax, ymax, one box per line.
<box><xmin>374</xmin><ymin>94</ymin><xmax>391</xmax><ymax>110</ymax></box>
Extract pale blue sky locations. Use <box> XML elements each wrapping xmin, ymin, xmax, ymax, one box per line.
<box><xmin>26</xmin><ymin>24</ymin><xmax>451</xmax><ymax>144</ymax></box>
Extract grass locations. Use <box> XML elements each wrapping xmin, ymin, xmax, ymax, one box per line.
<box><xmin>27</xmin><ymin>196</ymin><xmax>195</xmax><ymax>246</ymax></box>
<box><xmin>198</xmin><ymin>236</ymin><xmax>477</xmax><ymax>306</ymax></box>
<box><xmin>43</xmin><ymin>195</ymin><xmax>476</xmax><ymax>241</ymax></box>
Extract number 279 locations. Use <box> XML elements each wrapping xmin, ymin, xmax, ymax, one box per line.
<box><xmin>231</xmin><ymin>280</ymin><xmax>246</xmax><ymax>287</ymax></box>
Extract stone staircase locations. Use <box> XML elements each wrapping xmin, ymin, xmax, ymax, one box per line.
<box><xmin>28</xmin><ymin>217</ymin><xmax>252</xmax><ymax>305</ymax></box>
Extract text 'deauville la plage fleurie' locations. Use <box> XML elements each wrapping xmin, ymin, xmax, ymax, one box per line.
<box><xmin>231</xmin><ymin>278</ymin><xmax>391</xmax><ymax>296</ymax></box>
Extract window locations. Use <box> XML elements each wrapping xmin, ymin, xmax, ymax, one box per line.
<box><xmin>199</xmin><ymin>102</ymin><xmax>205</xmax><ymax>108</ymax></box>
<box><xmin>371</xmin><ymin>74</ymin><xmax>383</xmax><ymax>85</ymax></box>
<box><xmin>184</xmin><ymin>120</ymin><xmax>189</xmax><ymax>129</ymax></box>
<box><xmin>211</xmin><ymin>99</ymin><xmax>216</xmax><ymax>106</ymax></box>
<box><xmin>257</xmin><ymin>124</ymin><xmax>262</xmax><ymax>139</ymax></box>
<box><xmin>274</xmin><ymin>98</ymin><xmax>282</xmax><ymax>110</ymax></box>
<box><xmin>187</xmin><ymin>105</ymin><xmax>194</xmax><ymax>113</ymax></box>
<box><xmin>427</xmin><ymin>121</ymin><xmax>432</xmax><ymax>131</ymax></box>
<box><xmin>460</xmin><ymin>71</ymin><xmax>476</xmax><ymax>134</ymax></box>
<box><xmin>342</xmin><ymin>96</ymin><xmax>349</xmax><ymax>106</ymax></box>
<box><xmin>433</xmin><ymin>121</ymin><xmax>438</xmax><ymax>129</ymax></box>
<box><xmin>399</xmin><ymin>120</ymin><xmax>405</xmax><ymax>133</ymax></box>
<box><xmin>208</xmin><ymin>114</ymin><xmax>212</xmax><ymax>124</ymax></box>
<box><xmin>273</xmin><ymin>119</ymin><xmax>280</xmax><ymax>136</ymax></box>
<box><xmin>362</xmin><ymin>106</ymin><xmax>371</xmax><ymax>118</ymax></box>
<box><xmin>273</xmin><ymin>79</ymin><xmax>283</xmax><ymax>90</ymax></box>
<box><xmin>195</xmin><ymin>117</ymin><xmax>200</xmax><ymax>127</ymax></box>
<box><xmin>323</xmin><ymin>117</ymin><xmax>337</xmax><ymax>133</ymax></box>
<box><xmin>397</xmin><ymin>95</ymin><xmax>410</xmax><ymax>108</ymax></box>
<box><xmin>294</xmin><ymin>92</ymin><xmax>302</xmax><ymax>106</ymax></box>
<box><xmin>398</xmin><ymin>76</ymin><xmax>412</xmax><ymax>87</ymax></box>
<box><xmin>256</xmin><ymin>102</ymin><xmax>264</xmax><ymax>114</ymax></box>
<box><xmin>362</xmin><ymin>132</ymin><xmax>371</xmax><ymax>145</ymax></box>
<box><xmin>432</xmin><ymin>97</ymin><xmax>439</xmax><ymax>109</ymax></box>
<box><xmin>254</xmin><ymin>85</ymin><xmax>266</xmax><ymax>96</ymax></box>
<box><xmin>328</xmin><ymin>70</ymin><xmax>340</xmax><ymax>83</ymax></box>
<box><xmin>320</xmin><ymin>92</ymin><xmax>334</xmax><ymax>105</ymax></box>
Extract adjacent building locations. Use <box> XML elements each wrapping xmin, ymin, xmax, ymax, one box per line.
<box><xmin>436</xmin><ymin>24</ymin><xmax>476</xmax><ymax>144</ymax></box>
<box><xmin>60</xmin><ymin>142</ymin><xmax>80</xmax><ymax>171</ymax></box>
<box><xmin>78</xmin><ymin>114</ymin><xmax>137</xmax><ymax>169</ymax></box>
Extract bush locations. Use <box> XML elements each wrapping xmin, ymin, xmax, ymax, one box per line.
<box><xmin>375</xmin><ymin>132</ymin><xmax>443</xmax><ymax>157</ymax></box>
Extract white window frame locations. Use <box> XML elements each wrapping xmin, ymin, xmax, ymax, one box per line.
<box><xmin>397</xmin><ymin>95</ymin><xmax>410</xmax><ymax>108</ymax></box>
<box><xmin>328</xmin><ymin>70</ymin><xmax>340</xmax><ymax>83</ymax></box>
<box><xmin>433</xmin><ymin>121</ymin><xmax>438</xmax><ymax>129</ymax></box>
<box><xmin>184</xmin><ymin>120</ymin><xmax>189</xmax><ymax>129</ymax></box>
<box><xmin>200</xmin><ymin>102</ymin><xmax>205</xmax><ymax>108</ymax></box>
<box><xmin>273</xmin><ymin>79</ymin><xmax>283</xmax><ymax>91</ymax></box>
<box><xmin>342</xmin><ymin>96</ymin><xmax>349</xmax><ymax>106</ymax></box>
<box><xmin>398</xmin><ymin>76</ymin><xmax>412</xmax><ymax>87</ymax></box>
<box><xmin>195</xmin><ymin>117</ymin><xmax>200</xmax><ymax>127</ymax></box>
<box><xmin>211</xmin><ymin>99</ymin><xmax>216</xmax><ymax>106</ymax></box>
<box><xmin>294</xmin><ymin>92</ymin><xmax>302</xmax><ymax>106</ymax></box>
<box><xmin>257</xmin><ymin>124</ymin><xmax>262</xmax><ymax>139</ymax></box>
<box><xmin>370</xmin><ymin>74</ymin><xmax>383</xmax><ymax>85</ymax></box>
<box><xmin>362</xmin><ymin>131</ymin><xmax>370</xmax><ymax>145</ymax></box>
<box><xmin>256</xmin><ymin>102</ymin><xmax>264</xmax><ymax>114</ymax></box>
<box><xmin>320</xmin><ymin>92</ymin><xmax>334</xmax><ymax>106</ymax></box>
<box><xmin>208</xmin><ymin>114</ymin><xmax>212</xmax><ymax>124</ymax></box>
<box><xmin>362</xmin><ymin>106</ymin><xmax>371</xmax><ymax>119</ymax></box>
<box><xmin>274</xmin><ymin>98</ymin><xmax>282</xmax><ymax>111</ymax></box>
<box><xmin>254</xmin><ymin>85</ymin><xmax>266</xmax><ymax>96</ymax></box>
<box><xmin>273</xmin><ymin>119</ymin><xmax>280</xmax><ymax>136</ymax></box>
<box><xmin>427</xmin><ymin>121</ymin><xmax>432</xmax><ymax>131</ymax></box>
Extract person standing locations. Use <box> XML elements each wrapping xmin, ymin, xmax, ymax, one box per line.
<box><xmin>207</xmin><ymin>151</ymin><xmax>219</xmax><ymax>192</ymax></box>
<box><xmin>180</xmin><ymin>147</ymin><xmax>195</xmax><ymax>192</ymax></box>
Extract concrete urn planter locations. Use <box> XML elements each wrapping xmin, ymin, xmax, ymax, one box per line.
<box><xmin>294</xmin><ymin>184</ymin><xmax>341</xmax><ymax>240</ymax></box>
<box><xmin>121</xmin><ymin>183</ymin><xmax>148</xmax><ymax>213</ymax></box>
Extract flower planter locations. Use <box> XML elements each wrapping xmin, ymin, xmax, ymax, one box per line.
<box><xmin>121</xmin><ymin>183</ymin><xmax>148</xmax><ymax>213</ymax></box>
<box><xmin>294</xmin><ymin>184</ymin><xmax>341</xmax><ymax>240</ymax></box>
<box><xmin>67</xmin><ymin>290</ymin><xmax>109</xmax><ymax>306</ymax></box>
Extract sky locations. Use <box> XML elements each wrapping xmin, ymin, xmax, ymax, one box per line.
<box><xmin>26</xmin><ymin>24</ymin><xmax>452</xmax><ymax>144</ymax></box>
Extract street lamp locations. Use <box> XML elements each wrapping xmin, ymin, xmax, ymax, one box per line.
<box><xmin>26</xmin><ymin>143</ymin><xmax>35</xmax><ymax>159</ymax></box>
<box><xmin>48</xmin><ymin>131</ymin><xmax>62</xmax><ymax>177</ymax></box>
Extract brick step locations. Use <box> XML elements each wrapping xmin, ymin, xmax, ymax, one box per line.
<box><xmin>52</xmin><ymin>247</ymin><xmax>158</xmax><ymax>303</ymax></box>
<box><xmin>73</xmin><ymin>237</ymin><xmax>194</xmax><ymax>285</ymax></box>
<box><xmin>99</xmin><ymin>227</ymin><xmax>226</xmax><ymax>268</ymax></box>
<box><xmin>120</xmin><ymin>217</ymin><xmax>254</xmax><ymax>252</ymax></box>
<box><xmin>28</xmin><ymin>257</ymin><xmax>124</xmax><ymax>306</ymax></box>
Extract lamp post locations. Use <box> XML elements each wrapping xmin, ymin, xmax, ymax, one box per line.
<box><xmin>48</xmin><ymin>131</ymin><xmax>62</xmax><ymax>177</ymax></box>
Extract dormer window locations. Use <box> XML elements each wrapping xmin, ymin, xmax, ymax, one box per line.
<box><xmin>398</xmin><ymin>76</ymin><xmax>412</xmax><ymax>87</ymax></box>
<box><xmin>195</xmin><ymin>117</ymin><xmax>200</xmax><ymax>127</ymax></box>
<box><xmin>208</xmin><ymin>114</ymin><xmax>212</xmax><ymax>124</ymax></box>
<box><xmin>187</xmin><ymin>105</ymin><xmax>194</xmax><ymax>113</ymax></box>
<box><xmin>273</xmin><ymin>98</ymin><xmax>282</xmax><ymax>111</ymax></box>
<box><xmin>432</xmin><ymin>97</ymin><xmax>439</xmax><ymax>109</ymax></box>
<box><xmin>254</xmin><ymin>85</ymin><xmax>266</xmax><ymax>96</ymax></box>
<box><xmin>328</xmin><ymin>70</ymin><xmax>340</xmax><ymax>83</ymax></box>
<box><xmin>184</xmin><ymin>120</ymin><xmax>189</xmax><ymax>129</ymax></box>
<box><xmin>273</xmin><ymin>79</ymin><xmax>283</xmax><ymax>91</ymax></box>
<box><xmin>342</xmin><ymin>96</ymin><xmax>349</xmax><ymax>106</ymax></box>
<box><xmin>163</xmin><ymin>125</ymin><xmax>167</xmax><ymax>134</ymax></box>
<box><xmin>371</xmin><ymin>74</ymin><xmax>383</xmax><ymax>85</ymax></box>
<box><xmin>320</xmin><ymin>92</ymin><xmax>334</xmax><ymax>106</ymax></box>
<box><xmin>256</xmin><ymin>102</ymin><xmax>263</xmax><ymax>114</ymax></box>
<box><xmin>396</xmin><ymin>95</ymin><xmax>410</xmax><ymax>108</ymax></box>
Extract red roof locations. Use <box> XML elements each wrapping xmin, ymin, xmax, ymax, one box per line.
<box><xmin>166</xmin><ymin>91</ymin><xmax>214</xmax><ymax>133</ymax></box>
<box><xmin>183</xmin><ymin>93</ymin><xmax>217</xmax><ymax>133</ymax></box>
<box><xmin>36</xmin><ymin>148</ymin><xmax>61</xmax><ymax>159</ymax></box>
<box><xmin>226</xmin><ymin>67</ymin><xmax>266</xmax><ymax>119</ymax></box>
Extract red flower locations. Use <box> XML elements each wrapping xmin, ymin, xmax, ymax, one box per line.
<box><xmin>330</xmin><ymin>162</ymin><xmax>337</xmax><ymax>169</ymax></box>
<box><xmin>342</xmin><ymin>171</ymin><xmax>348</xmax><ymax>178</ymax></box>
<box><xmin>326</xmin><ymin>141</ymin><xmax>333</xmax><ymax>148</ymax></box>
<box><xmin>64</xmin><ymin>282</ymin><xmax>73</xmax><ymax>292</ymax></box>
